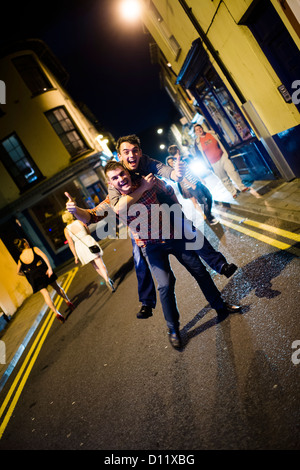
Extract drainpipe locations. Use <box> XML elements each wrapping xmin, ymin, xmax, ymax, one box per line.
<box><xmin>178</xmin><ymin>0</ymin><xmax>246</xmax><ymax>104</ymax></box>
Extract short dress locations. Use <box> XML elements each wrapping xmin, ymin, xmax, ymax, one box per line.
<box><xmin>66</xmin><ymin>220</ymin><xmax>103</xmax><ymax>266</ymax></box>
<box><xmin>19</xmin><ymin>248</ymin><xmax>58</xmax><ymax>293</ymax></box>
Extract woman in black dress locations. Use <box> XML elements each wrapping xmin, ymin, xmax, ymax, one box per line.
<box><xmin>15</xmin><ymin>238</ymin><xmax>74</xmax><ymax>323</ymax></box>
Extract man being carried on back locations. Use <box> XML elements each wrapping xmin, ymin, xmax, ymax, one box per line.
<box><xmin>104</xmin><ymin>160</ymin><xmax>242</xmax><ymax>349</ymax></box>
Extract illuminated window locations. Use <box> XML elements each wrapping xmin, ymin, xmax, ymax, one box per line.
<box><xmin>0</xmin><ymin>133</ymin><xmax>44</xmax><ymax>191</ymax></box>
<box><xmin>12</xmin><ymin>54</ymin><xmax>54</xmax><ymax>96</ymax></box>
<box><xmin>45</xmin><ymin>106</ymin><xmax>90</xmax><ymax>159</ymax></box>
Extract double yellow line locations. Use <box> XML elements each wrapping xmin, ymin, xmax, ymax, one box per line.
<box><xmin>0</xmin><ymin>267</ymin><xmax>78</xmax><ymax>439</ymax></box>
<box><xmin>214</xmin><ymin>208</ymin><xmax>300</xmax><ymax>252</ymax></box>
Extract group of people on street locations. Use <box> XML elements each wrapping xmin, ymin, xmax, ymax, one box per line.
<box><xmin>16</xmin><ymin>126</ymin><xmax>250</xmax><ymax>348</ymax></box>
<box><xmin>166</xmin><ymin>144</ymin><xmax>218</xmax><ymax>225</ymax></box>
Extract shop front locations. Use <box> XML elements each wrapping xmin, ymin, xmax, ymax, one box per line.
<box><xmin>0</xmin><ymin>154</ymin><xmax>110</xmax><ymax>269</ymax></box>
<box><xmin>176</xmin><ymin>39</ymin><xmax>278</xmax><ymax>184</ymax></box>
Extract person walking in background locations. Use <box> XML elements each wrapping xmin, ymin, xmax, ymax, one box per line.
<box><xmin>62</xmin><ymin>211</ymin><xmax>115</xmax><ymax>293</ymax></box>
<box><xmin>15</xmin><ymin>238</ymin><xmax>74</xmax><ymax>324</ymax></box>
<box><xmin>167</xmin><ymin>145</ymin><xmax>218</xmax><ymax>225</ymax></box>
<box><xmin>194</xmin><ymin>124</ymin><xmax>250</xmax><ymax>198</ymax></box>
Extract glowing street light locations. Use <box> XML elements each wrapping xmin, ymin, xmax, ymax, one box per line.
<box><xmin>119</xmin><ymin>0</ymin><xmax>142</xmax><ymax>22</ymax></box>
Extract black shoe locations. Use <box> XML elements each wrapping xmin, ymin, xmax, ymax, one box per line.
<box><xmin>224</xmin><ymin>303</ymin><xmax>242</xmax><ymax>313</ymax></box>
<box><xmin>168</xmin><ymin>329</ymin><xmax>182</xmax><ymax>349</ymax></box>
<box><xmin>137</xmin><ymin>305</ymin><xmax>153</xmax><ymax>319</ymax></box>
<box><xmin>216</xmin><ymin>302</ymin><xmax>242</xmax><ymax>320</ymax></box>
<box><xmin>220</xmin><ymin>263</ymin><xmax>238</xmax><ymax>278</ymax></box>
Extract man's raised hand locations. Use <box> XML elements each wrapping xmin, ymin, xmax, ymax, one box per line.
<box><xmin>174</xmin><ymin>154</ymin><xmax>185</xmax><ymax>181</ymax></box>
<box><xmin>65</xmin><ymin>192</ymin><xmax>77</xmax><ymax>215</ymax></box>
<box><xmin>141</xmin><ymin>173</ymin><xmax>155</xmax><ymax>192</ymax></box>
<box><xmin>64</xmin><ymin>192</ymin><xmax>92</xmax><ymax>224</ymax></box>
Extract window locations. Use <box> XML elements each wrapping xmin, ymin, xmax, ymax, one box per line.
<box><xmin>148</xmin><ymin>1</ymin><xmax>181</xmax><ymax>60</ymax></box>
<box><xmin>12</xmin><ymin>55</ymin><xmax>54</xmax><ymax>96</ymax></box>
<box><xmin>0</xmin><ymin>133</ymin><xmax>44</xmax><ymax>191</ymax></box>
<box><xmin>45</xmin><ymin>107</ymin><xmax>90</xmax><ymax>158</ymax></box>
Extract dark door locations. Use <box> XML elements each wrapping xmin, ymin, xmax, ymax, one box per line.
<box><xmin>244</xmin><ymin>0</ymin><xmax>300</xmax><ymax>111</ymax></box>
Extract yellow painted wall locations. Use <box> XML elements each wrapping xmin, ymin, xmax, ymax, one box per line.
<box><xmin>0</xmin><ymin>240</ymin><xmax>32</xmax><ymax>315</ymax></box>
<box><xmin>203</xmin><ymin>0</ymin><xmax>300</xmax><ymax>135</ymax></box>
<box><xmin>0</xmin><ymin>50</ymin><xmax>101</xmax><ymax>207</ymax></box>
<box><xmin>144</xmin><ymin>0</ymin><xmax>300</xmax><ymax>135</ymax></box>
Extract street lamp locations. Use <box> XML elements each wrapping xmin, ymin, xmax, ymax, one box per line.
<box><xmin>119</xmin><ymin>0</ymin><xmax>142</xmax><ymax>22</ymax></box>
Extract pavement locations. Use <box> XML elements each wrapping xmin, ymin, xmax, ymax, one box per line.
<box><xmin>211</xmin><ymin>176</ymin><xmax>300</xmax><ymax>225</ymax></box>
<box><xmin>0</xmin><ymin>176</ymin><xmax>299</xmax><ymax>392</ymax></box>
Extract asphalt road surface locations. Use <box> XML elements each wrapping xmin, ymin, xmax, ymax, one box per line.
<box><xmin>0</xmin><ymin>206</ymin><xmax>299</xmax><ymax>452</ymax></box>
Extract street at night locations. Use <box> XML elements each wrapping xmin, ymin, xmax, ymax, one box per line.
<box><xmin>1</xmin><ymin>0</ymin><xmax>300</xmax><ymax>457</ymax></box>
<box><xmin>0</xmin><ymin>199</ymin><xmax>299</xmax><ymax>451</ymax></box>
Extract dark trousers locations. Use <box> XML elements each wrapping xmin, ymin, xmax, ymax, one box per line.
<box><xmin>180</xmin><ymin>216</ymin><xmax>227</xmax><ymax>273</ymax></box>
<box><xmin>142</xmin><ymin>239</ymin><xmax>225</xmax><ymax>330</ymax></box>
<box><xmin>195</xmin><ymin>235</ymin><xmax>227</xmax><ymax>273</ymax></box>
<box><xmin>132</xmin><ymin>238</ymin><xmax>156</xmax><ymax>308</ymax></box>
<box><xmin>190</xmin><ymin>182</ymin><xmax>213</xmax><ymax>221</ymax></box>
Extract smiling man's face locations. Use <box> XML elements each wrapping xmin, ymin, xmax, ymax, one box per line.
<box><xmin>106</xmin><ymin>166</ymin><xmax>132</xmax><ymax>195</ymax></box>
<box><xmin>118</xmin><ymin>141</ymin><xmax>142</xmax><ymax>172</ymax></box>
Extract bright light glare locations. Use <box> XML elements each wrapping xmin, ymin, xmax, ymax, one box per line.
<box><xmin>120</xmin><ymin>0</ymin><xmax>141</xmax><ymax>22</ymax></box>
<box><xmin>189</xmin><ymin>160</ymin><xmax>209</xmax><ymax>177</ymax></box>
<box><xmin>157</xmin><ymin>128</ymin><xmax>163</xmax><ymax>134</ymax></box>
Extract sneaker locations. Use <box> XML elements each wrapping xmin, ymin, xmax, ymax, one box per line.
<box><xmin>242</xmin><ymin>187</ymin><xmax>251</xmax><ymax>192</ymax></box>
<box><xmin>106</xmin><ymin>279</ymin><xmax>115</xmax><ymax>292</ymax></box>
<box><xmin>208</xmin><ymin>217</ymin><xmax>219</xmax><ymax>225</ymax></box>
<box><xmin>137</xmin><ymin>305</ymin><xmax>153</xmax><ymax>319</ymax></box>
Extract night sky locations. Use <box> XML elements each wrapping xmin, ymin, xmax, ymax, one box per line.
<box><xmin>1</xmin><ymin>0</ymin><xmax>181</xmax><ymax>158</ymax></box>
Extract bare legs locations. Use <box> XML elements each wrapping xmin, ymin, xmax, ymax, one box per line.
<box><xmin>40</xmin><ymin>281</ymin><xmax>75</xmax><ymax>324</ymax></box>
<box><xmin>40</xmin><ymin>287</ymin><xmax>65</xmax><ymax>323</ymax></box>
<box><xmin>51</xmin><ymin>281</ymin><xmax>71</xmax><ymax>303</ymax></box>
<box><xmin>91</xmin><ymin>257</ymin><xmax>110</xmax><ymax>282</ymax></box>
<box><xmin>90</xmin><ymin>257</ymin><xmax>115</xmax><ymax>292</ymax></box>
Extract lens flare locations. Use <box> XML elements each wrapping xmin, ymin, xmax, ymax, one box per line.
<box><xmin>189</xmin><ymin>159</ymin><xmax>209</xmax><ymax>177</ymax></box>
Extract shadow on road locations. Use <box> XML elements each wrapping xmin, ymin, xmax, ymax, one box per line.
<box><xmin>222</xmin><ymin>245</ymin><xmax>299</xmax><ymax>302</ymax></box>
<box><xmin>112</xmin><ymin>256</ymin><xmax>134</xmax><ymax>288</ymax></box>
<box><xmin>181</xmin><ymin>245</ymin><xmax>299</xmax><ymax>348</ymax></box>
<box><xmin>64</xmin><ymin>281</ymin><xmax>98</xmax><ymax>319</ymax></box>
